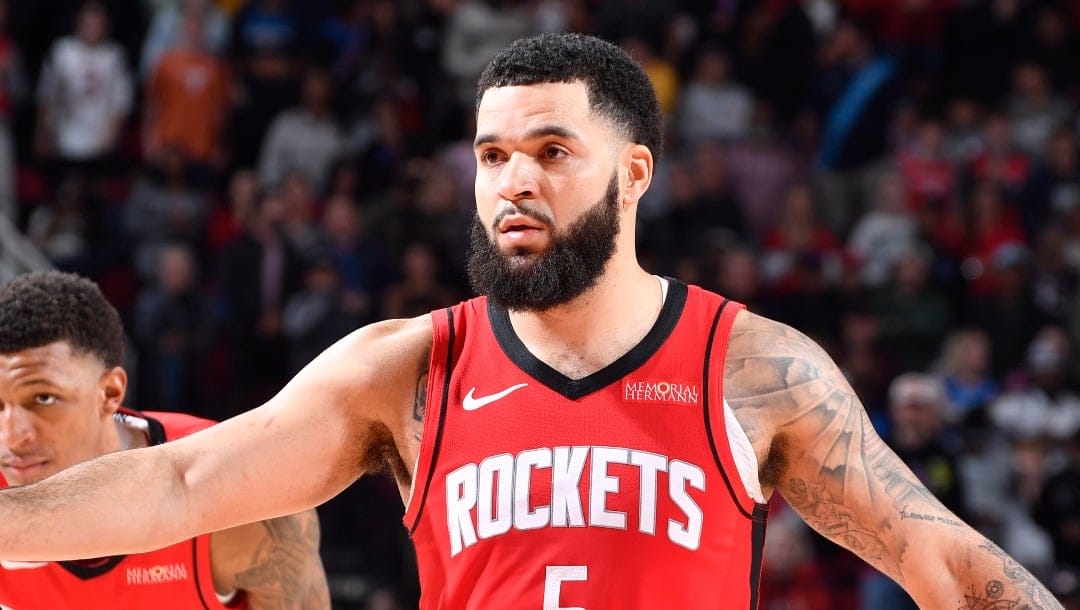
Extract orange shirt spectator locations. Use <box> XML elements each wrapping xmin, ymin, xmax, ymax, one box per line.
<box><xmin>144</xmin><ymin>12</ymin><xmax>229</xmax><ymax>164</ymax></box>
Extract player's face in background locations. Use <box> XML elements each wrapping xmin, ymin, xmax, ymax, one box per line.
<box><xmin>468</xmin><ymin>81</ymin><xmax>624</xmax><ymax>310</ymax></box>
<box><xmin>0</xmin><ymin>342</ymin><xmax>123</xmax><ymax>485</ymax></box>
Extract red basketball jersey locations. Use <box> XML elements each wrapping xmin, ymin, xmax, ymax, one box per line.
<box><xmin>0</xmin><ymin>409</ymin><xmax>245</xmax><ymax>610</ymax></box>
<box><xmin>405</xmin><ymin>280</ymin><xmax>768</xmax><ymax>610</ymax></box>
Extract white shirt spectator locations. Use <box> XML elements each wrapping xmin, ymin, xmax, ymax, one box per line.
<box><xmin>257</xmin><ymin>109</ymin><xmax>344</xmax><ymax>193</ymax></box>
<box><xmin>37</xmin><ymin>36</ymin><xmax>133</xmax><ymax>160</ymax></box>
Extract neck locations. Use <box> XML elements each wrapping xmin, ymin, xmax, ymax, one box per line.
<box><xmin>506</xmin><ymin>258</ymin><xmax>662</xmax><ymax>379</ymax></box>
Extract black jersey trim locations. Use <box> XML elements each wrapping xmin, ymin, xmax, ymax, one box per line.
<box><xmin>56</xmin><ymin>555</ymin><xmax>126</xmax><ymax>580</ymax></box>
<box><xmin>701</xmin><ymin>298</ymin><xmax>756</xmax><ymax>520</ymax></box>
<box><xmin>192</xmin><ymin>536</ymin><xmax>212</xmax><ymax>610</ymax></box>
<box><xmin>487</xmin><ymin>278</ymin><xmax>688</xmax><ymax>400</ymax></box>
<box><xmin>407</xmin><ymin>306</ymin><xmax>456</xmax><ymax>534</ymax></box>
<box><xmin>748</xmin><ymin>505</ymin><xmax>769</xmax><ymax>610</ymax></box>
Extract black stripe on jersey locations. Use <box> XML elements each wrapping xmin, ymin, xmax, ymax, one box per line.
<box><xmin>192</xmin><ymin>537</ymin><xmax>212</xmax><ymax>610</ymax></box>
<box><xmin>56</xmin><ymin>555</ymin><xmax>125</xmax><ymax>580</ymax></box>
<box><xmin>488</xmin><ymin>278</ymin><xmax>688</xmax><ymax>400</ymax></box>
<box><xmin>701</xmin><ymin>298</ymin><xmax>756</xmax><ymax>520</ymax></box>
<box><xmin>748</xmin><ymin>504</ymin><xmax>769</xmax><ymax>610</ymax></box>
<box><xmin>408</xmin><ymin>306</ymin><xmax>457</xmax><ymax>535</ymax></box>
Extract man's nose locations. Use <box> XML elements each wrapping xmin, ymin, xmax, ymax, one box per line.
<box><xmin>0</xmin><ymin>404</ymin><xmax>36</xmax><ymax>449</ymax></box>
<box><xmin>496</xmin><ymin>152</ymin><xmax>538</xmax><ymax>203</ymax></box>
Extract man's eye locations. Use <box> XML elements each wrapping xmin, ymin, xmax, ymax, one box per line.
<box><xmin>34</xmin><ymin>394</ymin><xmax>57</xmax><ymax>406</ymax></box>
<box><xmin>481</xmin><ymin>150</ymin><xmax>503</xmax><ymax>165</ymax></box>
<box><xmin>544</xmin><ymin>146</ymin><xmax>567</xmax><ymax>159</ymax></box>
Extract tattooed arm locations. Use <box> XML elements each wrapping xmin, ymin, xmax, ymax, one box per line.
<box><xmin>725</xmin><ymin>312</ymin><xmax>1062</xmax><ymax>610</ymax></box>
<box><xmin>210</xmin><ymin>509</ymin><xmax>330</xmax><ymax>609</ymax></box>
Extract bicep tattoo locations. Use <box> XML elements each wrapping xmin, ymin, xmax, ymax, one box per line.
<box><xmin>726</xmin><ymin>321</ymin><xmax>956</xmax><ymax>581</ymax></box>
<box><xmin>412</xmin><ymin>367</ymin><xmax>429</xmax><ymax>442</ymax></box>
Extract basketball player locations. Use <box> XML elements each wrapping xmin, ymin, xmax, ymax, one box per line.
<box><xmin>0</xmin><ymin>34</ymin><xmax>1062</xmax><ymax>609</ymax></box>
<box><xmin>0</xmin><ymin>271</ymin><xmax>330</xmax><ymax>609</ymax></box>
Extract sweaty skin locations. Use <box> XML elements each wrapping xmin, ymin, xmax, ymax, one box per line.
<box><xmin>0</xmin><ymin>79</ymin><xmax>1062</xmax><ymax>610</ymax></box>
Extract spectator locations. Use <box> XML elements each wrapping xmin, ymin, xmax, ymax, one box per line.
<box><xmin>142</xmin><ymin>7</ymin><xmax>228</xmax><ymax>171</ymax></box>
<box><xmin>847</xmin><ymin>169</ymin><xmax>918</xmax><ymax>288</ymax></box>
<box><xmin>380</xmin><ymin>242</ymin><xmax>460</xmax><ymax>319</ymax></box>
<box><xmin>143</xmin><ymin>7</ymin><xmax>230</xmax><ymax>173</ymax></box>
<box><xmin>934</xmin><ymin>328</ymin><xmax>999</xmax><ymax>420</ymax></box>
<box><xmin>676</xmin><ymin>46</ymin><xmax>753</xmax><ymax>146</ymax></box>
<box><xmin>759</xmin><ymin>504</ymin><xmax>834</xmax><ymax>610</ymax></box>
<box><xmin>1006</xmin><ymin>61</ymin><xmax>1071</xmax><ymax>160</ymax></box>
<box><xmin>942</xmin><ymin>98</ymin><xmax>985</xmax><ymax>164</ymax></box>
<box><xmin>215</xmin><ymin>190</ymin><xmax>304</xmax><ymax>413</ymax></box>
<box><xmin>963</xmin><ymin>180</ymin><xmax>1028</xmax><ymax>297</ymax></box>
<box><xmin>872</xmin><ymin>243</ymin><xmax>954</xmax><ymax>372</ymax></box>
<box><xmin>282</xmin><ymin>256</ymin><xmax>362</xmax><ymax>375</ymax></box>
<box><xmin>24</xmin><ymin>173</ymin><xmax>91</xmax><ymax>269</ymax></box>
<box><xmin>621</xmin><ymin>36</ymin><xmax>678</xmax><ymax>119</ymax></box>
<box><xmin>34</xmin><ymin>1</ymin><xmax>133</xmax><ymax>171</ymax></box>
<box><xmin>440</xmin><ymin>0</ymin><xmax>533</xmax><ymax>110</ymax></box>
<box><xmin>990</xmin><ymin>325</ymin><xmax>1080</xmax><ymax>442</ymax></box>
<box><xmin>276</xmin><ymin>171</ymin><xmax>322</xmax><ymax>260</ymax></box>
<box><xmin>725</xmin><ymin>103</ymin><xmax>804</xmax><ymax>238</ymax></box>
<box><xmin>1034</xmin><ymin>430</ymin><xmax>1080</xmax><ymax>575</ymax></box>
<box><xmin>646</xmin><ymin>157</ymin><xmax>744</xmax><ymax>269</ymax></box>
<box><xmin>967</xmin><ymin>243</ymin><xmax>1042</xmax><ymax>377</ymax></box>
<box><xmin>320</xmin><ymin>193</ymin><xmax>391</xmax><ymax>322</ymax></box>
<box><xmin>229</xmin><ymin>0</ymin><xmax>302</xmax><ymax>167</ymax></box>
<box><xmin>761</xmin><ymin>183</ymin><xmax>844</xmax><ymax>295</ymax></box>
<box><xmin>969</xmin><ymin>110</ymin><xmax>1031</xmax><ymax>201</ymax></box>
<box><xmin>132</xmin><ymin>242</ymin><xmax>212</xmax><ymax>412</ymax></box>
<box><xmin>814</xmin><ymin>19</ymin><xmax>900</xmax><ymax>233</ymax></box>
<box><xmin>123</xmin><ymin>148</ymin><xmax>209</xmax><ymax>281</ymax></box>
<box><xmin>257</xmin><ymin>68</ymin><xmax>344</xmax><ymax>194</ymax></box>
<box><xmin>1026</xmin><ymin>129</ymin><xmax>1080</xmax><ymax>239</ymax></box>
<box><xmin>139</xmin><ymin>0</ymin><xmax>229</xmax><ymax>80</ymax></box>
<box><xmin>897</xmin><ymin>118</ymin><xmax>959</xmax><ymax>212</ymax></box>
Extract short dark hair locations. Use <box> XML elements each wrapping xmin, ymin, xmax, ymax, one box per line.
<box><xmin>476</xmin><ymin>33</ymin><xmax>663</xmax><ymax>163</ymax></box>
<box><xmin>0</xmin><ymin>271</ymin><xmax>124</xmax><ymax>367</ymax></box>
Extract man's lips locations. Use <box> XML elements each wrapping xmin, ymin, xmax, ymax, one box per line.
<box><xmin>496</xmin><ymin>215</ymin><xmax>546</xmax><ymax>233</ymax></box>
<box><xmin>2</xmin><ymin>457</ymin><xmax>46</xmax><ymax>471</ymax></box>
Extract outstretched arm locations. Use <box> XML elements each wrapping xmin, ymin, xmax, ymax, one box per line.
<box><xmin>0</xmin><ymin>316</ymin><xmax>431</xmax><ymax>562</ymax></box>
<box><xmin>725</xmin><ymin>312</ymin><xmax>1062</xmax><ymax>610</ymax></box>
<box><xmin>211</xmin><ymin>509</ymin><xmax>331</xmax><ymax>610</ymax></box>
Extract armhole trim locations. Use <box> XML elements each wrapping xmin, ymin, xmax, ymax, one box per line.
<box><xmin>702</xmin><ymin>299</ymin><xmax>763</xmax><ymax>520</ymax></box>
<box><xmin>404</xmin><ymin>307</ymin><xmax>456</xmax><ymax>533</ymax></box>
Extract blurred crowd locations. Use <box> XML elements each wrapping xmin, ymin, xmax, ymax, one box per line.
<box><xmin>2</xmin><ymin>0</ymin><xmax>1080</xmax><ymax>608</ymax></box>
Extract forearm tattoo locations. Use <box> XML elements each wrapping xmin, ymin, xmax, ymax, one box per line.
<box><xmin>724</xmin><ymin>318</ymin><xmax>1062</xmax><ymax>608</ymax></box>
<box><xmin>235</xmin><ymin>511</ymin><xmax>330</xmax><ymax>609</ymax></box>
<box><xmin>956</xmin><ymin>542</ymin><xmax>1062</xmax><ymax>610</ymax></box>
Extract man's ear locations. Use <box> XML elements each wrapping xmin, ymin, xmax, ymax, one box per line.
<box><xmin>621</xmin><ymin>143</ymin><xmax>654</xmax><ymax>208</ymax></box>
<box><xmin>99</xmin><ymin>366</ymin><xmax>127</xmax><ymax>416</ymax></box>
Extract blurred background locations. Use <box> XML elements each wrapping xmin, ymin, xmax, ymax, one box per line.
<box><xmin>1</xmin><ymin>0</ymin><xmax>1079</xmax><ymax>607</ymax></box>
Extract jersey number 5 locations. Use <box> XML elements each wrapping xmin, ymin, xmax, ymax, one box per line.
<box><xmin>544</xmin><ymin>565</ymin><xmax>588</xmax><ymax>610</ymax></box>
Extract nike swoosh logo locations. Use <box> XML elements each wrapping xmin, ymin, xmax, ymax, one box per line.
<box><xmin>0</xmin><ymin>560</ymin><xmax>48</xmax><ymax>570</ymax></box>
<box><xmin>463</xmin><ymin>383</ymin><xmax>528</xmax><ymax>411</ymax></box>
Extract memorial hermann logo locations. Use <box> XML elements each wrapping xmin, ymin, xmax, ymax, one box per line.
<box><xmin>126</xmin><ymin>563</ymin><xmax>188</xmax><ymax>585</ymax></box>
<box><xmin>623</xmin><ymin>380</ymin><xmax>700</xmax><ymax>406</ymax></box>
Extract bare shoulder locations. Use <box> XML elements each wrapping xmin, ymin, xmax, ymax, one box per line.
<box><xmin>722</xmin><ymin>310</ymin><xmax>838</xmax><ymax>479</ymax></box>
<box><xmin>209</xmin><ymin>509</ymin><xmax>331</xmax><ymax>609</ymax></box>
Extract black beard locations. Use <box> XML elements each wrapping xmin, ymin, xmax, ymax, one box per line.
<box><xmin>466</xmin><ymin>174</ymin><xmax>620</xmax><ymax>312</ymax></box>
